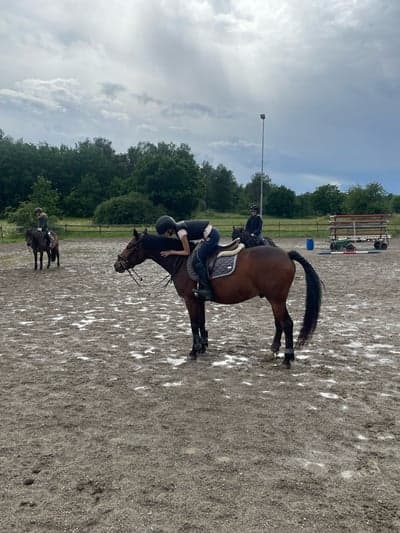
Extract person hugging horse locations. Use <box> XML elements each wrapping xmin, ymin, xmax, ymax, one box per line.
<box><xmin>155</xmin><ymin>216</ymin><xmax>220</xmax><ymax>301</ymax></box>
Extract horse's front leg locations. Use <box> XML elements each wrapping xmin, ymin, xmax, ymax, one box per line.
<box><xmin>185</xmin><ymin>297</ymin><xmax>207</xmax><ymax>360</ymax></box>
<box><xmin>39</xmin><ymin>251</ymin><xmax>44</xmax><ymax>270</ymax></box>
<box><xmin>46</xmin><ymin>251</ymin><xmax>51</xmax><ymax>269</ymax></box>
<box><xmin>33</xmin><ymin>251</ymin><xmax>38</xmax><ymax>270</ymax></box>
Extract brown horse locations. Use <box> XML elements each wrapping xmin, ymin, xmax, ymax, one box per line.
<box><xmin>232</xmin><ymin>226</ymin><xmax>277</xmax><ymax>248</ymax></box>
<box><xmin>114</xmin><ymin>230</ymin><xmax>322</xmax><ymax>368</ymax></box>
<box><xmin>25</xmin><ymin>229</ymin><xmax>60</xmax><ymax>270</ymax></box>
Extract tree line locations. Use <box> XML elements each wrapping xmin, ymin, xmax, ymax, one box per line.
<box><xmin>1</xmin><ymin>129</ymin><xmax>399</xmax><ymax>227</ymax></box>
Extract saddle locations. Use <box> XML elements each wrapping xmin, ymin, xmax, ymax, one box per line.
<box><xmin>187</xmin><ymin>239</ymin><xmax>245</xmax><ymax>281</ymax></box>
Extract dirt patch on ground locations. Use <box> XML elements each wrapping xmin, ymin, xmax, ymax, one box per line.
<box><xmin>1</xmin><ymin>237</ymin><xmax>399</xmax><ymax>532</ymax></box>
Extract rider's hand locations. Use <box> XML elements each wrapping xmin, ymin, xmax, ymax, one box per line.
<box><xmin>160</xmin><ymin>250</ymin><xmax>171</xmax><ymax>257</ymax></box>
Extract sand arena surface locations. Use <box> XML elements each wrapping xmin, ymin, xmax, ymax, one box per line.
<box><xmin>1</xmin><ymin>237</ymin><xmax>399</xmax><ymax>532</ymax></box>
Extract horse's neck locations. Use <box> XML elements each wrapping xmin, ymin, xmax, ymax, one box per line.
<box><xmin>148</xmin><ymin>252</ymin><xmax>186</xmax><ymax>275</ymax></box>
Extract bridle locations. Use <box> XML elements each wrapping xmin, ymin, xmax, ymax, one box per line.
<box><xmin>117</xmin><ymin>253</ymin><xmax>143</xmax><ymax>286</ymax></box>
<box><xmin>116</xmin><ymin>249</ymin><xmax>184</xmax><ymax>289</ymax></box>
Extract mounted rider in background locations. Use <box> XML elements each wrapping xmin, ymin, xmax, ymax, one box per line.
<box><xmin>34</xmin><ymin>207</ymin><xmax>51</xmax><ymax>248</ymax></box>
<box><xmin>245</xmin><ymin>204</ymin><xmax>263</xmax><ymax>244</ymax></box>
<box><xmin>155</xmin><ymin>215</ymin><xmax>220</xmax><ymax>301</ymax></box>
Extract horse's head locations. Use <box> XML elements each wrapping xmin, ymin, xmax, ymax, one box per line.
<box><xmin>114</xmin><ymin>229</ymin><xmax>147</xmax><ymax>273</ymax></box>
<box><xmin>25</xmin><ymin>229</ymin><xmax>34</xmax><ymax>248</ymax></box>
<box><xmin>231</xmin><ymin>226</ymin><xmax>243</xmax><ymax>240</ymax></box>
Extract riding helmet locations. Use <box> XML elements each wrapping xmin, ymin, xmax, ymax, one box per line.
<box><xmin>34</xmin><ymin>207</ymin><xmax>42</xmax><ymax>214</ymax></box>
<box><xmin>155</xmin><ymin>215</ymin><xmax>176</xmax><ymax>234</ymax></box>
<box><xmin>250</xmin><ymin>204</ymin><xmax>259</xmax><ymax>213</ymax></box>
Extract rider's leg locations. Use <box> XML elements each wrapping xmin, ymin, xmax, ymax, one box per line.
<box><xmin>193</xmin><ymin>258</ymin><xmax>213</xmax><ymax>300</ymax></box>
<box><xmin>193</xmin><ymin>229</ymin><xmax>220</xmax><ymax>301</ymax></box>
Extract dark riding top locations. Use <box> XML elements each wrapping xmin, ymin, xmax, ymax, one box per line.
<box><xmin>175</xmin><ymin>220</ymin><xmax>210</xmax><ymax>240</ymax></box>
<box><xmin>37</xmin><ymin>212</ymin><xmax>49</xmax><ymax>233</ymax></box>
<box><xmin>245</xmin><ymin>214</ymin><xmax>263</xmax><ymax>236</ymax></box>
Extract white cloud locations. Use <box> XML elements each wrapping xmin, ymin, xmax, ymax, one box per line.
<box><xmin>0</xmin><ymin>0</ymin><xmax>399</xmax><ymax>192</ymax></box>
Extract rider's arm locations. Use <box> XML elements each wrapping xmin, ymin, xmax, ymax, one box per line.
<box><xmin>160</xmin><ymin>233</ymin><xmax>190</xmax><ymax>257</ymax></box>
<box><xmin>255</xmin><ymin>217</ymin><xmax>262</xmax><ymax>236</ymax></box>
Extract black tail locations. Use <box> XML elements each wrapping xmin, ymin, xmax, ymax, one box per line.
<box><xmin>288</xmin><ymin>250</ymin><xmax>323</xmax><ymax>347</ymax></box>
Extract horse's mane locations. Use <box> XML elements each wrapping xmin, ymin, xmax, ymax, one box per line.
<box><xmin>141</xmin><ymin>233</ymin><xmax>195</xmax><ymax>252</ymax></box>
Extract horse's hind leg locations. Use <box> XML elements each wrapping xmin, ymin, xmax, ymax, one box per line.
<box><xmin>270</xmin><ymin>301</ymin><xmax>294</xmax><ymax>368</ymax></box>
<box><xmin>46</xmin><ymin>251</ymin><xmax>51</xmax><ymax>269</ymax></box>
<box><xmin>270</xmin><ymin>317</ymin><xmax>283</xmax><ymax>356</ymax></box>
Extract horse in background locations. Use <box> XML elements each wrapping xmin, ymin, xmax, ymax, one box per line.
<box><xmin>232</xmin><ymin>226</ymin><xmax>277</xmax><ymax>248</ymax></box>
<box><xmin>25</xmin><ymin>229</ymin><xmax>60</xmax><ymax>270</ymax></box>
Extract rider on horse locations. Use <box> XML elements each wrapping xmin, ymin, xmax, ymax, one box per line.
<box><xmin>155</xmin><ymin>216</ymin><xmax>220</xmax><ymax>301</ymax></box>
<box><xmin>245</xmin><ymin>205</ymin><xmax>263</xmax><ymax>243</ymax></box>
<box><xmin>34</xmin><ymin>207</ymin><xmax>51</xmax><ymax>248</ymax></box>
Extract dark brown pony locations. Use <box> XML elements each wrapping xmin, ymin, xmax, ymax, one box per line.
<box><xmin>114</xmin><ymin>230</ymin><xmax>322</xmax><ymax>368</ymax></box>
<box><xmin>232</xmin><ymin>226</ymin><xmax>277</xmax><ymax>248</ymax></box>
<box><xmin>25</xmin><ymin>229</ymin><xmax>60</xmax><ymax>270</ymax></box>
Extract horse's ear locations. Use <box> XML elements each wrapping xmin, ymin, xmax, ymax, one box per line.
<box><xmin>133</xmin><ymin>228</ymin><xmax>139</xmax><ymax>239</ymax></box>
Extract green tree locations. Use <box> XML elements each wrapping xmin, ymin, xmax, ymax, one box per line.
<box><xmin>310</xmin><ymin>184</ymin><xmax>345</xmax><ymax>215</ymax></box>
<box><xmin>390</xmin><ymin>195</ymin><xmax>400</xmax><ymax>213</ymax></box>
<box><xmin>294</xmin><ymin>193</ymin><xmax>314</xmax><ymax>217</ymax></box>
<box><xmin>6</xmin><ymin>201</ymin><xmax>37</xmax><ymax>229</ymax></box>
<box><xmin>344</xmin><ymin>182</ymin><xmax>390</xmax><ymax>214</ymax></box>
<box><xmin>30</xmin><ymin>175</ymin><xmax>60</xmax><ymax>216</ymax></box>
<box><xmin>266</xmin><ymin>185</ymin><xmax>297</xmax><ymax>218</ymax></box>
<box><xmin>206</xmin><ymin>164</ymin><xmax>239</xmax><ymax>212</ymax></box>
<box><xmin>93</xmin><ymin>193</ymin><xmax>162</xmax><ymax>225</ymax></box>
<box><xmin>243</xmin><ymin>173</ymin><xmax>272</xmax><ymax>214</ymax></box>
<box><xmin>63</xmin><ymin>174</ymin><xmax>103</xmax><ymax>217</ymax></box>
<box><xmin>133</xmin><ymin>142</ymin><xmax>201</xmax><ymax>219</ymax></box>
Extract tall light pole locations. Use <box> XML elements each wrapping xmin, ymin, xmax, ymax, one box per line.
<box><xmin>259</xmin><ymin>113</ymin><xmax>266</xmax><ymax>219</ymax></box>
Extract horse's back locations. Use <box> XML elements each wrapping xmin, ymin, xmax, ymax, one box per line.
<box><xmin>211</xmin><ymin>244</ymin><xmax>295</xmax><ymax>304</ymax></box>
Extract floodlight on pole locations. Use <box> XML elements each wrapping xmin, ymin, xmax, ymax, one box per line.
<box><xmin>259</xmin><ymin>114</ymin><xmax>266</xmax><ymax>218</ymax></box>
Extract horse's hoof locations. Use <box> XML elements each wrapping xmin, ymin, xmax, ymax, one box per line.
<box><xmin>188</xmin><ymin>351</ymin><xmax>197</xmax><ymax>361</ymax></box>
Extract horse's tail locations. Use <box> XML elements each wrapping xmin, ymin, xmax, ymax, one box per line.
<box><xmin>288</xmin><ymin>250</ymin><xmax>323</xmax><ymax>347</ymax></box>
<box><xmin>51</xmin><ymin>246</ymin><xmax>57</xmax><ymax>262</ymax></box>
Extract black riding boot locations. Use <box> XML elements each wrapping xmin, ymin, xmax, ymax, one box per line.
<box><xmin>193</xmin><ymin>261</ymin><xmax>214</xmax><ymax>301</ymax></box>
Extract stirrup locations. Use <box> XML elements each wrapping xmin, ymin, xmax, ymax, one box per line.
<box><xmin>193</xmin><ymin>288</ymin><xmax>213</xmax><ymax>301</ymax></box>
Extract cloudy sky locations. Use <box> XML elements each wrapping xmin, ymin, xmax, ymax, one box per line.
<box><xmin>0</xmin><ymin>0</ymin><xmax>399</xmax><ymax>193</ymax></box>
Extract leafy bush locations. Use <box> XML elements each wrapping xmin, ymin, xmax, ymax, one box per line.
<box><xmin>7</xmin><ymin>201</ymin><xmax>58</xmax><ymax>231</ymax></box>
<box><xmin>93</xmin><ymin>193</ymin><xmax>163</xmax><ymax>225</ymax></box>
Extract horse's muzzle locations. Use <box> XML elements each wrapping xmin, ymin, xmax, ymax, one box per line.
<box><xmin>114</xmin><ymin>261</ymin><xmax>126</xmax><ymax>273</ymax></box>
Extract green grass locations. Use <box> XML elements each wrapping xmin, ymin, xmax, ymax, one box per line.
<box><xmin>1</xmin><ymin>213</ymin><xmax>399</xmax><ymax>242</ymax></box>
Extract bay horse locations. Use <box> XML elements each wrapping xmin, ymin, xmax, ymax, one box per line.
<box><xmin>25</xmin><ymin>229</ymin><xmax>60</xmax><ymax>270</ymax></box>
<box><xmin>115</xmin><ymin>230</ymin><xmax>322</xmax><ymax>368</ymax></box>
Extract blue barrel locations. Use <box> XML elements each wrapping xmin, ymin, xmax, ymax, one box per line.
<box><xmin>306</xmin><ymin>238</ymin><xmax>314</xmax><ymax>251</ymax></box>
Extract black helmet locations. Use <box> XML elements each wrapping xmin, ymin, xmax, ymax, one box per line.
<box><xmin>34</xmin><ymin>207</ymin><xmax>42</xmax><ymax>214</ymax></box>
<box><xmin>250</xmin><ymin>204</ymin><xmax>259</xmax><ymax>213</ymax></box>
<box><xmin>155</xmin><ymin>215</ymin><xmax>176</xmax><ymax>234</ymax></box>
